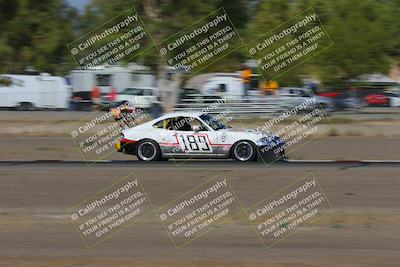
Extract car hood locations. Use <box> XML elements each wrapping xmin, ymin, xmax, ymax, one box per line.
<box><xmin>219</xmin><ymin>128</ymin><xmax>276</xmax><ymax>138</ymax></box>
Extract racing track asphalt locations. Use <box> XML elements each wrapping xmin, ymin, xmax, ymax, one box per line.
<box><xmin>0</xmin><ymin>158</ymin><xmax>399</xmax><ymax>267</ymax></box>
<box><xmin>0</xmin><ymin>159</ymin><xmax>400</xmax><ymax>168</ymax></box>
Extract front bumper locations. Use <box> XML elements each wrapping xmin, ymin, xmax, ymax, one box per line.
<box><xmin>256</xmin><ymin>138</ymin><xmax>286</xmax><ymax>161</ymax></box>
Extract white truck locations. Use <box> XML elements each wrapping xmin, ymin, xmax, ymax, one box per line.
<box><xmin>200</xmin><ymin>74</ymin><xmax>244</xmax><ymax>100</ymax></box>
<box><xmin>0</xmin><ymin>74</ymin><xmax>70</xmax><ymax>110</ymax></box>
<box><xmin>114</xmin><ymin>87</ymin><xmax>159</xmax><ymax>109</ymax></box>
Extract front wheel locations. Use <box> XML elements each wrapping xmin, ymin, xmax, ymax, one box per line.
<box><xmin>136</xmin><ymin>140</ymin><xmax>161</xmax><ymax>161</ymax></box>
<box><xmin>231</xmin><ymin>141</ymin><xmax>256</xmax><ymax>162</ymax></box>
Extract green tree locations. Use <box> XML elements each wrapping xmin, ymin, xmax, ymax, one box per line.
<box><xmin>312</xmin><ymin>0</ymin><xmax>396</xmax><ymax>83</ymax></box>
<box><xmin>245</xmin><ymin>0</ymin><xmax>398</xmax><ymax>85</ymax></box>
<box><xmin>0</xmin><ymin>0</ymin><xmax>76</xmax><ymax>74</ymax></box>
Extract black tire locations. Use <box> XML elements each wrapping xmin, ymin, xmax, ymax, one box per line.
<box><xmin>231</xmin><ymin>140</ymin><xmax>256</xmax><ymax>162</ymax></box>
<box><xmin>17</xmin><ymin>102</ymin><xmax>33</xmax><ymax>111</ymax></box>
<box><xmin>135</xmin><ymin>139</ymin><xmax>161</xmax><ymax>161</ymax></box>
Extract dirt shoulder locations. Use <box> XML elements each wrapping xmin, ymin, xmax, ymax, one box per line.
<box><xmin>1</xmin><ymin>135</ymin><xmax>399</xmax><ymax>161</ymax></box>
<box><xmin>1</xmin><ymin>111</ymin><xmax>399</xmax><ymax>161</ymax></box>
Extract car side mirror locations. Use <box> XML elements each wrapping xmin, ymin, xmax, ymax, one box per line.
<box><xmin>193</xmin><ymin>125</ymin><xmax>201</xmax><ymax>132</ymax></box>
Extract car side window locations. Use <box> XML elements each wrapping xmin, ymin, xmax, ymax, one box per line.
<box><xmin>130</xmin><ymin>88</ymin><xmax>140</xmax><ymax>95</ymax></box>
<box><xmin>153</xmin><ymin>117</ymin><xmax>208</xmax><ymax>131</ymax></box>
<box><xmin>189</xmin><ymin>118</ymin><xmax>207</xmax><ymax>131</ymax></box>
<box><xmin>218</xmin><ymin>84</ymin><xmax>226</xmax><ymax>92</ymax></box>
<box><xmin>153</xmin><ymin>120</ymin><xmax>164</xmax><ymax>128</ymax></box>
<box><xmin>122</xmin><ymin>88</ymin><xmax>131</xmax><ymax>95</ymax></box>
<box><xmin>143</xmin><ymin>89</ymin><xmax>152</xmax><ymax>96</ymax></box>
<box><xmin>153</xmin><ymin>119</ymin><xmax>172</xmax><ymax>129</ymax></box>
<box><xmin>170</xmin><ymin>116</ymin><xmax>207</xmax><ymax>131</ymax></box>
<box><xmin>168</xmin><ymin>117</ymin><xmax>191</xmax><ymax>131</ymax></box>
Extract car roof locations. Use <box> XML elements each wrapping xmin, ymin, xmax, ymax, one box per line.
<box><xmin>157</xmin><ymin>111</ymin><xmax>202</xmax><ymax>120</ymax></box>
<box><xmin>122</xmin><ymin>87</ymin><xmax>157</xmax><ymax>90</ymax></box>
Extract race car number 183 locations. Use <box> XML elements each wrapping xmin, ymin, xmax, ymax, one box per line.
<box><xmin>178</xmin><ymin>134</ymin><xmax>212</xmax><ymax>152</ymax></box>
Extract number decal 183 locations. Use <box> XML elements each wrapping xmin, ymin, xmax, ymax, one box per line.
<box><xmin>178</xmin><ymin>134</ymin><xmax>212</xmax><ymax>152</ymax></box>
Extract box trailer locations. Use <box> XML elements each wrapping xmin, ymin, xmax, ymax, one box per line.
<box><xmin>69</xmin><ymin>65</ymin><xmax>157</xmax><ymax>95</ymax></box>
<box><xmin>0</xmin><ymin>74</ymin><xmax>70</xmax><ymax>110</ymax></box>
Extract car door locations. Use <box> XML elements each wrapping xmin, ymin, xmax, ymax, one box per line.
<box><xmin>142</xmin><ymin>89</ymin><xmax>155</xmax><ymax>109</ymax></box>
<box><xmin>118</xmin><ymin>88</ymin><xmax>135</xmax><ymax>104</ymax></box>
<box><xmin>168</xmin><ymin>116</ymin><xmax>217</xmax><ymax>158</ymax></box>
<box><xmin>149</xmin><ymin>118</ymin><xmax>178</xmax><ymax>155</ymax></box>
<box><xmin>132</xmin><ymin>88</ymin><xmax>145</xmax><ymax>108</ymax></box>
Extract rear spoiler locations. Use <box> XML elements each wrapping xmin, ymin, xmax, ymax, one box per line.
<box><xmin>110</xmin><ymin>106</ymin><xmax>138</xmax><ymax>129</ymax></box>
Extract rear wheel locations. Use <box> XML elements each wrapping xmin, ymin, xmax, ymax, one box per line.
<box><xmin>136</xmin><ymin>140</ymin><xmax>161</xmax><ymax>161</ymax></box>
<box><xmin>232</xmin><ymin>141</ymin><xmax>256</xmax><ymax>162</ymax></box>
<box><xmin>17</xmin><ymin>102</ymin><xmax>34</xmax><ymax>111</ymax></box>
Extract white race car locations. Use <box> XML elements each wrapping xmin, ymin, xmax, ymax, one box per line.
<box><xmin>116</xmin><ymin>111</ymin><xmax>285</xmax><ymax>162</ymax></box>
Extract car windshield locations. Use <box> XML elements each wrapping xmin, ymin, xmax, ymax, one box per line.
<box><xmin>200</xmin><ymin>114</ymin><xmax>230</xmax><ymax>130</ymax></box>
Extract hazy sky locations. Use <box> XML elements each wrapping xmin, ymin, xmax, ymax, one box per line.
<box><xmin>66</xmin><ymin>0</ymin><xmax>90</xmax><ymax>12</ymax></box>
